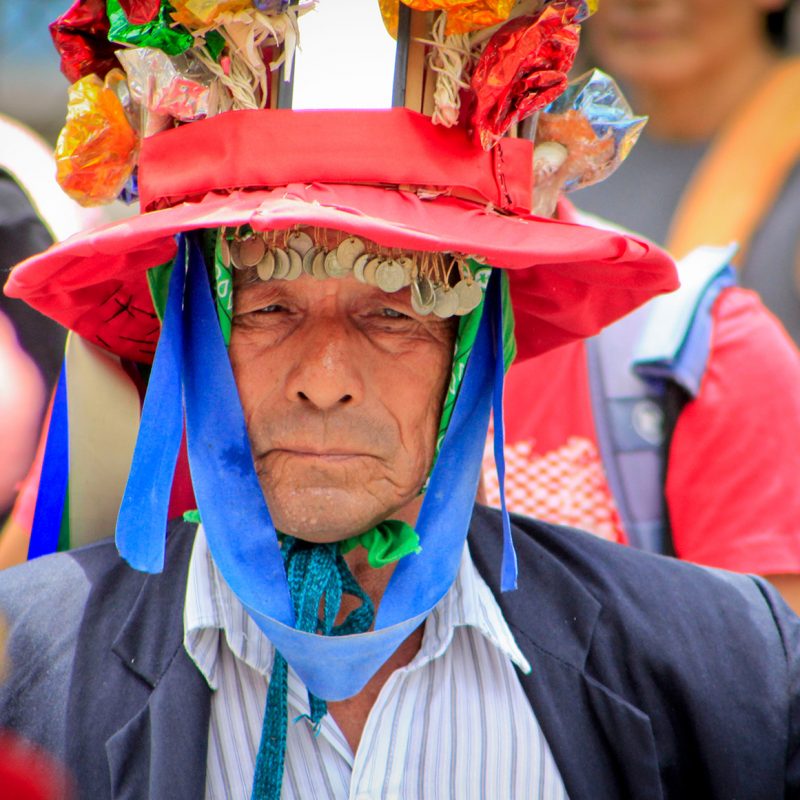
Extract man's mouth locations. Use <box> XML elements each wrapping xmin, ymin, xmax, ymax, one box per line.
<box><xmin>266</xmin><ymin>448</ymin><xmax>370</xmax><ymax>462</ymax></box>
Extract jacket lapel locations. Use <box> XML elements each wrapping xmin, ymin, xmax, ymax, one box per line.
<box><xmin>469</xmin><ymin>507</ymin><xmax>663</xmax><ymax>800</ymax></box>
<box><xmin>106</xmin><ymin>522</ymin><xmax>211</xmax><ymax>800</ymax></box>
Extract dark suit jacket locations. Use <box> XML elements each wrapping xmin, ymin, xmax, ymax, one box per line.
<box><xmin>1</xmin><ymin>505</ymin><xmax>798</xmax><ymax>799</ymax></box>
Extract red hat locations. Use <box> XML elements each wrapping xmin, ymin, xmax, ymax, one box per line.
<box><xmin>6</xmin><ymin>1</ymin><xmax>676</xmax><ymax>362</ymax></box>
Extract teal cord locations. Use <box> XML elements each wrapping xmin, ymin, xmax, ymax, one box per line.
<box><xmin>250</xmin><ymin>537</ymin><xmax>375</xmax><ymax>800</ymax></box>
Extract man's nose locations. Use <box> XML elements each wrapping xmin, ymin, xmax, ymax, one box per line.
<box><xmin>284</xmin><ymin>321</ymin><xmax>364</xmax><ymax>411</ymax></box>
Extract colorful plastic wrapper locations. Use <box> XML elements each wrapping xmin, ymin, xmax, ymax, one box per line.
<box><xmin>49</xmin><ymin>0</ymin><xmax>120</xmax><ymax>82</ymax></box>
<box><xmin>119</xmin><ymin>169</ymin><xmax>140</xmax><ymax>204</ymax></box>
<box><xmin>107</xmin><ymin>0</ymin><xmax>194</xmax><ymax>54</ymax></box>
<box><xmin>540</xmin><ymin>69</ymin><xmax>647</xmax><ymax>188</ymax></box>
<box><xmin>55</xmin><ymin>72</ymin><xmax>139</xmax><ymax>206</ymax></box>
<box><xmin>565</xmin><ymin>0</ymin><xmax>598</xmax><ymax>22</ymax></box>
<box><xmin>531</xmin><ymin>68</ymin><xmax>647</xmax><ymax>216</ymax></box>
<box><xmin>118</xmin><ymin>47</ymin><xmax>214</xmax><ymax>121</ymax></box>
<box><xmin>170</xmin><ymin>0</ymin><xmax>253</xmax><ymax>28</ymax></box>
<box><xmin>104</xmin><ymin>64</ymin><xmax>141</xmax><ymax>129</ymax></box>
<box><xmin>470</xmin><ymin>4</ymin><xmax>580</xmax><ymax>150</ymax></box>
<box><xmin>379</xmin><ymin>0</ymin><xmax>400</xmax><ymax>38</ymax></box>
<box><xmin>397</xmin><ymin>0</ymin><xmax>515</xmax><ymax>35</ymax></box>
<box><xmin>119</xmin><ymin>0</ymin><xmax>161</xmax><ymax>24</ymax></box>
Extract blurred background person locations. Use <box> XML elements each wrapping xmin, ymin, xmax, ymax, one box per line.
<box><xmin>0</xmin><ymin>4</ymin><xmax>126</xmax><ymax>555</ymax></box>
<box><xmin>0</xmin><ymin>115</ymin><xmax>105</xmax><ymax>563</ymax></box>
<box><xmin>573</xmin><ymin>0</ymin><xmax>800</xmax><ymax>341</ymax></box>
<box><xmin>0</xmin><ymin>115</ymin><xmax>69</xmax><ymax>526</ymax></box>
<box><xmin>485</xmin><ymin>1</ymin><xmax>800</xmax><ymax>614</ymax></box>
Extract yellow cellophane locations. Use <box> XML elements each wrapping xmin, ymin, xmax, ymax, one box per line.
<box><xmin>170</xmin><ymin>0</ymin><xmax>252</xmax><ymax>28</ymax></box>
<box><xmin>399</xmin><ymin>0</ymin><xmax>515</xmax><ymax>34</ymax></box>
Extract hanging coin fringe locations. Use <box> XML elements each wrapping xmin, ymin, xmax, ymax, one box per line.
<box><xmin>222</xmin><ymin>225</ymin><xmax>487</xmax><ymax>318</ymax></box>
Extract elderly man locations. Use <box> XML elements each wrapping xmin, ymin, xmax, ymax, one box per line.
<box><xmin>1</xmin><ymin>2</ymin><xmax>799</xmax><ymax>799</ymax></box>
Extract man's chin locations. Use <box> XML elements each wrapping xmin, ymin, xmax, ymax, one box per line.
<box><xmin>263</xmin><ymin>485</ymin><xmax>395</xmax><ymax>543</ymax></box>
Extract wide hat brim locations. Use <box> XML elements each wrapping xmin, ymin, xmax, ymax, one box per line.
<box><xmin>5</xmin><ymin>109</ymin><xmax>678</xmax><ymax>363</ymax></box>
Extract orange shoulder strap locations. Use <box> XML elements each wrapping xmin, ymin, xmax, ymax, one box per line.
<box><xmin>666</xmin><ymin>57</ymin><xmax>800</xmax><ymax>262</ymax></box>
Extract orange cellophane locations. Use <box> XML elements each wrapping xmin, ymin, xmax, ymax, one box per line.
<box><xmin>55</xmin><ymin>72</ymin><xmax>138</xmax><ymax>207</ymax></box>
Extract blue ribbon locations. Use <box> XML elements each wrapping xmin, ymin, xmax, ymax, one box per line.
<box><xmin>116</xmin><ymin>237</ymin><xmax>186</xmax><ymax>572</ymax></box>
<box><xmin>492</xmin><ymin>285</ymin><xmax>517</xmax><ymax>592</ymax></box>
<box><xmin>28</xmin><ymin>361</ymin><xmax>69</xmax><ymax>559</ymax></box>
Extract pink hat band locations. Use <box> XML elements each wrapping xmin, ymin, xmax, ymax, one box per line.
<box><xmin>139</xmin><ymin>108</ymin><xmax>534</xmax><ymax>214</ymax></box>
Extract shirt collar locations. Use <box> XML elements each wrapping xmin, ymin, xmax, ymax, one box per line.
<box><xmin>184</xmin><ymin>525</ymin><xmax>530</xmax><ymax>690</ymax></box>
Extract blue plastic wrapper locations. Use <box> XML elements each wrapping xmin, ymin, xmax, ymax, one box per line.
<box><xmin>534</xmin><ymin>68</ymin><xmax>647</xmax><ymax>207</ymax></box>
<box><xmin>119</xmin><ymin>169</ymin><xmax>139</xmax><ymax>204</ymax></box>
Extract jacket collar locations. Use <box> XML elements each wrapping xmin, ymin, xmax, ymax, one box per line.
<box><xmin>468</xmin><ymin>505</ymin><xmax>662</xmax><ymax>800</ymax></box>
<box><xmin>107</xmin><ymin>520</ymin><xmax>211</xmax><ymax>800</ymax></box>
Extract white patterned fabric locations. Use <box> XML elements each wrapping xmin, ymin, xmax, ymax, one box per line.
<box><xmin>184</xmin><ymin>526</ymin><xmax>570</xmax><ymax>799</ymax></box>
<box><xmin>483</xmin><ymin>432</ymin><xmax>625</xmax><ymax>543</ymax></box>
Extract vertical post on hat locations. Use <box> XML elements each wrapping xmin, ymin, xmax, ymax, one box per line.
<box><xmin>403</xmin><ymin>12</ymin><xmax>430</xmax><ymax>114</ymax></box>
<box><xmin>275</xmin><ymin>62</ymin><xmax>294</xmax><ymax>109</ymax></box>
<box><xmin>392</xmin><ymin>5</ymin><xmax>411</xmax><ymax>107</ymax></box>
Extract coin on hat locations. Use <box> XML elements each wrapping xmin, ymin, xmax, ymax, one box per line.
<box><xmin>303</xmin><ymin>246</ymin><xmax>321</xmax><ymax>276</ymax></box>
<box><xmin>229</xmin><ymin>240</ymin><xmax>245</xmax><ymax>270</ymax></box>
<box><xmin>398</xmin><ymin>256</ymin><xmax>415</xmax><ymax>287</ymax></box>
<box><xmin>324</xmin><ymin>249</ymin><xmax>351</xmax><ymax>278</ymax></box>
<box><xmin>288</xmin><ymin>230</ymin><xmax>314</xmax><ymax>257</ymax></box>
<box><xmin>240</xmin><ymin>235</ymin><xmax>266</xmax><ymax>268</ymax></box>
<box><xmin>363</xmin><ymin>257</ymin><xmax>382</xmax><ymax>286</ymax></box>
<box><xmin>285</xmin><ymin>248</ymin><xmax>303</xmax><ymax>281</ymax></box>
<box><xmin>411</xmin><ymin>278</ymin><xmax>436</xmax><ymax>316</ymax></box>
<box><xmin>353</xmin><ymin>253</ymin><xmax>371</xmax><ymax>283</ymax></box>
<box><xmin>375</xmin><ymin>259</ymin><xmax>405</xmax><ymax>293</ymax></box>
<box><xmin>454</xmin><ymin>279</ymin><xmax>483</xmax><ymax>315</ymax></box>
<box><xmin>312</xmin><ymin>249</ymin><xmax>328</xmax><ymax>280</ymax></box>
<box><xmin>433</xmin><ymin>286</ymin><xmax>459</xmax><ymax>318</ymax></box>
<box><xmin>336</xmin><ymin>236</ymin><xmax>366</xmax><ymax>271</ymax></box>
<box><xmin>273</xmin><ymin>248</ymin><xmax>292</xmax><ymax>281</ymax></box>
<box><xmin>257</xmin><ymin>249</ymin><xmax>276</xmax><ymax>281</ymax></box>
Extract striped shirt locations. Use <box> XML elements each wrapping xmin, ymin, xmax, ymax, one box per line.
<box><xmin>184</xmin><ymin>527</ymin><xmax>569</xmax><ymax>799</ymax></box>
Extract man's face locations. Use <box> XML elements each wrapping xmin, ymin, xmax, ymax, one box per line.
<box><xmin>587</xmin><ymin>0</ymin><xmax>779</xmax><ymax>89</ymax></box>
<box><xmin>229</xmin><ymin>265</ymin><xmax>456</xmax><ymax>543</ymax></box>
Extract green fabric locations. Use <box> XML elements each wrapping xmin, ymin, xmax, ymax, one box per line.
<box><xmin>434</xmin><ymin>260</ymin><xmax>492</xmax><ymax>457</ymax></box>
<box><xmin>212</xmin><ymin>230</ymin><xmax>234</xmax><ymax>345</ymax></box>
<box><xmin>146</xmin><ymin>260</ymin><xmax>174</xmax><ymax>323</ymax></box>
<box><xmin>500</xmin><ymin>269</ymin><xmax>517</xmax><ymax>371</ymax></box>
<box><xmin>183</xmin><ymin>508</ymin><xmax>202</xmax><ymax>524</ymax></box>
<box><xmin>107</xmin><ymin>0</ymin><xmax>194</xmax><ymax>55</ymax></box>
<box><xmin>339</xmin><ymin>520</ymin><xmax>421</xmax><ymax>568</ymax></box>
<box><xmin>56</xmin><ymin>484</ymin><xmax>70</xmax><ymax>552</ymax></box>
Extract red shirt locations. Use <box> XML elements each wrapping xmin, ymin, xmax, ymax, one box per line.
<box><xmin>486</xmin><ymin>287</ymin><xmax>800</xmax><ymax>575</ymax></box>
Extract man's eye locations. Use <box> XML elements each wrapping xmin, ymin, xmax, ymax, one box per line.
<box><xmin>256</xmin><ymin>304</ymin><xmax>285</xmax><ymax>314</ymax></box>
<box><xmin>379</xmin><ymin>308</ymin><xmax>410</xmax><ymax>320</ymax></box>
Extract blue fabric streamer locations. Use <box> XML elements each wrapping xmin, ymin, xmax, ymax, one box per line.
<box><xmin>181</xmin><ymin>234</ymin><xmax>502</xmax><ymax>700</ymax></box>
<box><xmin>491</xmin><ymin>284</ymin><xmax>517</xmax><ymax>592</ymax></box>
<box><xmin>115</xmin><ymin>236</ymin><xmax>186</xmax><ymax>572</ymax></box>
<box><xmin>28</xmin><ymin>361</ymin><xmax>69</xmax><ymax>560</ymax></box>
